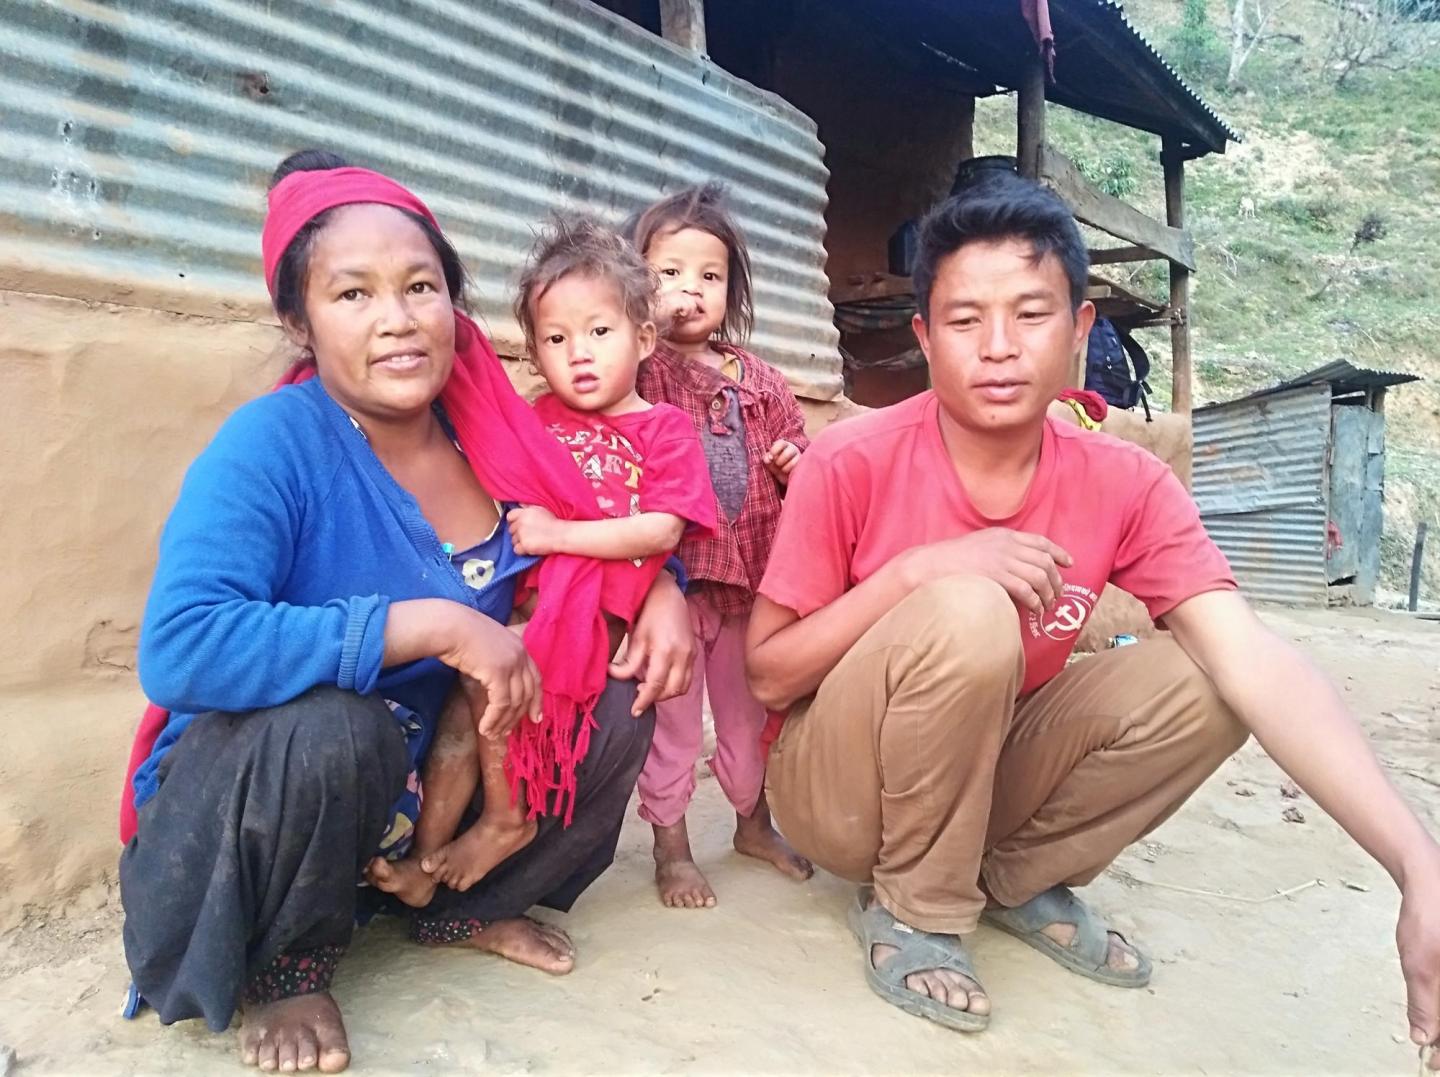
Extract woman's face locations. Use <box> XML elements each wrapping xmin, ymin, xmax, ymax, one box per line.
<box><xmin>289</xmin><ymin>203</ymin><xmax>456</xmax><ymax>424</ymax></box>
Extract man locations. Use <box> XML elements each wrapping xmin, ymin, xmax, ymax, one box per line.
<box><xmin>746</xmin><ymin>172</ymin><xmax>1440</xmax><ymax>1054</ymax></box>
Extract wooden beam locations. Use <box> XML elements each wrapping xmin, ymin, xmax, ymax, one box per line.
<box><xmin>1039</xmin><ymin>146</ymin><xmax>1196</xmax><ymax>272</ymax></box>
<box><xmin>830</xmin><ymin>273</ymin><xmax>914</xmax><ymax>306</ymax></box>
<box><xmin>1089</xmin><ymin>272</ymin><xmax>1165</xmax><ymax>316</ymax></box>
<box><xmin>1088</xmin><ymin>245</ymin><xmax>1164</xmax><ymax>265</ymax></box>
<box><xmin>1016</xmin><ymin>54</ymin><xmax>1045</xmax><ymax>179</ymax></box>
<box><xmin>1163</xmin><ymin>139</ymin><xmax>1192</xmax><ymax>415</ymax></box>
<box><xmin>659</xmin><ymin>0</ymin><xmax>706</xmax><ymax>53</ymax></box>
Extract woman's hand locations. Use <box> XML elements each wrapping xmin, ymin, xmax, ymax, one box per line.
<box><xmin>439</xmin><ymin>608</ymin><xmax>543</xmax><ymax>737</ymax></box>
<box><xmin>608</xmin><ymin>572</ymin><xmax>695</xmax><ymax>716</ymax></box>
<box><xmin>386</xmin><ymin>599</ymin><xmax>542</xmax><ymax>737</ymax></box>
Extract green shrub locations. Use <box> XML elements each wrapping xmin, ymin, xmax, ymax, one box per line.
<box><xmin>1169</xmin><ymin>0</ymin><xmax>1227</xmax><ymax>84</ymax></box>
<box><xmin>1076</xmin><ymin>151</ymin><xmax>1140</xmax><ymax>199</ymax></box>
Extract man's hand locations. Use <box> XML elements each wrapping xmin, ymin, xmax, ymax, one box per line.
<box><xmin>898</xmin><ymin>528</ymin><xmax>1073</xmax><ymax>612</ymax></box>
<box><xmin>608</xmin><ymin>571</ymin><xmax>696</xmax><ymax>716</ymax></box>
<box><xmin>763</xmin><ymin>439</ymin><xmax>803</xmax><ymax>484</ymax></box>
<box><xmin>1166</xmin><ymin>590</ymin><xmax>1440</xmax><ymax>1063</ymax></box>
<box><xmin>1399</xmin><ymin>855</ymin><xmax>1440</xmax><ymax>1067</ymax></box>
<box><xmin>507</xmin><ymin>505</ymin><xmax>565</xmax><ymax>556</ymax></box>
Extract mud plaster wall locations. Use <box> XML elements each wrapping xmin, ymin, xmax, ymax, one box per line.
<box><xmin>0</xmin><ymin>284</ymin><xmax>1169</xmax><ymax>925</ymax></box>
<box><xmin>0</xmin><ymin>289</ymin><xmax>848</xmax><ymax>927</ymax></box>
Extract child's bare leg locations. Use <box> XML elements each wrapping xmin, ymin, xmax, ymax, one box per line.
<box><xmin>421</xmin><ymin>713</ymin><xmax>537</xmax><ymax>892</ymax></box>
<box><xmin>653</xmin><ymin>816</ymin><xmax>717</xmax><ymax>908</ymax></box>
<box><xmin>366</xmin><ymin>685</ymin><xmax>479</xmax><ymax>907</ymax></box>
<box><xmin>734</xmin><ymin>789</ymin><xmax>814</xmax><ymax>881</ymax></box>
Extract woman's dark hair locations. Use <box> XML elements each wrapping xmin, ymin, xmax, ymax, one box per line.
<box><xmin>627</xmin><ymin>181</ymin><xmax>754</xmax><ymax>345</ymax></box>
<box><xmin>267</xmin><ymin>149</ymin><xmax>471</xmax><ymax>327</ymax></box>
<box><xmin>912</xmin><ymin>172</ymin><xmax>1089</xmax><ymax>321</ymax></box>
<box><xmin>514</xmin><ymin>214</ymin><xmax>657</xmax><ymax>354</ymax></box>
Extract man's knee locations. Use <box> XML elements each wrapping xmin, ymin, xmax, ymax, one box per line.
<box><xmin>897</xmin><ymin>575</ymin><xmax>1024</xmax><ymax>678</ymax></box>
<box><xmin>1154</xmin><ymin>639</ymin><xmax>1250</xmax><ymax>757</ymax></box>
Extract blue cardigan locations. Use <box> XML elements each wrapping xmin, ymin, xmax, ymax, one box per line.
<box><xmin>132</xmin><ymin>376</ymin><xmax>535</xmax><ymax>809</ymax></box>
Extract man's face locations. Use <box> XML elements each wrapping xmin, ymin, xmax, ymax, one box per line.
<box><xmin>912</xmin><ymin>238</ymin><xmax>1094</xmax><ymax>436</ymax></box>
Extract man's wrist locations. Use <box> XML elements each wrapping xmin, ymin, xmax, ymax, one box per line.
<box><xmin>1396</xmin><ymin>836</ymin><xmax>1440</xmax><ymax>891</ymax></box>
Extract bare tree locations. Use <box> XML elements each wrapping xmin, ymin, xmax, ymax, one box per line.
<box><xmin>1228</xmin><ymin>0</ymin><xmax>1295</xmax><ymax>86</ymax></box>
<box><xmin>1330</xmin><ymin>0</ymin><xmax>1440</xmax><ymax>86</ymax></box>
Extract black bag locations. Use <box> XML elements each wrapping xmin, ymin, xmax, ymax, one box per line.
<box><xmin>1084</xmin><ymin>318</ymin><xmax>1152</xmax><ymax>419</ymax></box>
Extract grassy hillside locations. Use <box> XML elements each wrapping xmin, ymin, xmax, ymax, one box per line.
<box><xmin>975</xmin><ymin>0</ymin><xmax>1440</xmax><ymax>600</ymax></box>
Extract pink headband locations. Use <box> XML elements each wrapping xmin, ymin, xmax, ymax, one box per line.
<box><xmin>260</xmin><ymin>166</ymin><xmax>441</xmax><ymax>299</ymax></box>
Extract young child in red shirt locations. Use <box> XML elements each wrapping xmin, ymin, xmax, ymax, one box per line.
<box><xmin>373</xmin><ymin>216</ymin><xmax>713</xmax><ymax>908</ymax></box>
<box><xmin>629</xmin><ymin>182</ymin><xmax>815</xmax><ymax>908</ymax></box>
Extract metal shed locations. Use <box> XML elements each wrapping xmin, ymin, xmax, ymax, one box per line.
<box><xmin>1192</xmin><ymin>361</ymin><xmax>1420</xmax><ymax>606</ymax></box>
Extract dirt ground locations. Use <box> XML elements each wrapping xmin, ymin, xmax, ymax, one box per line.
<box><xmin>0</xmin><ymin>604</ymin><xmax>1435</xmax><ymax>1076</ymax></box>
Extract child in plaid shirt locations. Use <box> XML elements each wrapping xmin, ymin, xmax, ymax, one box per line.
<box><xmin>630</xmin><ymin>182</ymin><xmax>815</xmax><ymax>908</ymax></box>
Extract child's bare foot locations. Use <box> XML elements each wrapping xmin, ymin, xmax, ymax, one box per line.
<box><xmin>445</xmin><ymin>916</ymin><xmax>576</xmax><ymax>975</ymax></box>
<box><xmin>653</xmin><ymin>818</ymin><xmax>716</xmax><ymax>908</ymax></box>
<box><xmin>364</xmin><ymin>856</ymin><xmax>438</xmax><ymax>909</ymax></box>
<box><xmin>421</xmin><ymin>813</ymin><xmax>537</xmax><ymax>893</ymax></box>
<box><xmin>239</xmin><ymin>991</ymin><xmax>350</xmax><ymax>1073</ymax></box>
<box><xmin>734</xmin><ymin>795</ymin><xmax>814</xmax><ymax>882</ymax></box>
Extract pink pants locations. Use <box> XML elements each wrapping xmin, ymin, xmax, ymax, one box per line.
<box><xmin>637</xmin><ymin>592</ymin><xmax>768</xmax><ymax>827</ymax></box>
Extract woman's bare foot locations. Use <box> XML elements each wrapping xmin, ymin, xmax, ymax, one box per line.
<box><xmin>448</xmin><ymin>917</ymin><xmax>576</xmax><ymax>974</ymax></box>
<box><xmin>653</xmin><ymin>818</ymin><xmax>716</xmax><ymax>908</ymax></box>
<box><xmin>733</xmin><ymin>796</ymin><xmax>814</xmax><ymax>882</ymax></box>
<box><xmin>364</xmin><ymin>856</ymin><xmax>438</xmax><ymax>909</ymax></box>
<box><xmin>420</xmin><ymin>813</ymin><xmax>537</xmax><ymax>892</ymax></box>
<box><xmin>239</xmin><ymin>991</ymin><xmax>350</xmax><ymax>1073</ymax></box>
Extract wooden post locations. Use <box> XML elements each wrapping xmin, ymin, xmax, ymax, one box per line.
<box><xmin>1410</xmin><ymin>521</ymin><xmax>1429</xmax><ymax>612</ymax></box>
<box><xmin>1016</xmin><ymin>54</ymin><xmax>1045</xmax><ymax>179</ymax></box>
<box><xmin>1162</xmin><ymin>138</ymin><xmax>1192</xmax><ymax>415</ymax></box>
<box><xmin>958</xmin><ymin>95</ymin><xmax>976</xmax><ymax>163</ymax></box>
<box><xmin>659</xmin><ymin>0</ymin><xmax>707</xmax><ymax>53</ymax></box>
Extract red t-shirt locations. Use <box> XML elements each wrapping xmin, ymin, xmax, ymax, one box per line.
<box><xmin>529</xmin><ymin>394</ymin><xmax>716</xmax><ymax>620</ymax></box>
<box><xmin>533</xmin><ymin>394</ymin><xmax>714</xmax><ymax>528</ymax></box>
<box><xmin>760</xmin><ymin>391</ymin><xmax>1235</xmax><ymax>718</ymax></box>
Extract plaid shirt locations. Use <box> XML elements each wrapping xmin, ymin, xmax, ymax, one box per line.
<box><xmin>637</xmin><ymin>342</ymin><xmax>809</xmax><ymax>614</ymax></box>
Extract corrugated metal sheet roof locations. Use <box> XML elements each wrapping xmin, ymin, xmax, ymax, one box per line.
<box><xmin>0</xmin><ymin>0</ymin><xmax>841</xmax><ymax>399</ymax></box>
<box><xmin>1257</xmin><ymin>359</ymin><xmax>1421</xmax><ymax>402</ymax></box>
<box><xmin>1085</xmin><ymin>0</ymin><xmax>1242</xmax><ymax>150</ymax></box>
<box><xmin>881</xmin><ymin>0</ymin><xmax>1240</xmax><ymax>155</ymax></box>
<box><xmin>1193</xmin><ymin>384</ymin><xmax>1331</xmax><ymax>605</ymax></box>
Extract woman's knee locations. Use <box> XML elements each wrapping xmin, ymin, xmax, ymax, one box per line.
<box><xmin>269</xmin><ymin>686</ymin><xmax>407</xmax><ymax>780</ymax></box>
<box><xmin>586</xmin><ymin>679</ymin><xmax>656</xmax><ymax>778</ymax></box>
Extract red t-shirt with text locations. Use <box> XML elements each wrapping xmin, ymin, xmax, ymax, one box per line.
<box><xmin>530</xmin><ymin>394</ymin><xmax>715</xmax><ymax>618</ymax></box>
<box><xmin>759</xmin><ymin>391</ymin><xmax>1235</xmax><ymax>722</ymax></box>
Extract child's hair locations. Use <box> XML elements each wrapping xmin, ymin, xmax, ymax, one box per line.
<box><xmin>628</xmin><ymin>181</ymin><xmax>754</xmax><ymax>345</ymax></box>
<box><xmin>514</xmin><ymin>214</ymin><xmax>658</xmax><ymax>353</ymax></box>
<box><xmin>913</xmin><ymin>172</ymin><xmax>1088</xmax><ymax>322</ymax></box>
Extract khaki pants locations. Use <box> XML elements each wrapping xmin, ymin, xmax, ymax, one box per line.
<box><xmin>766</xmin><ymin>576</ymin><xmax>1248</xmax><ymax>935</ymax></box>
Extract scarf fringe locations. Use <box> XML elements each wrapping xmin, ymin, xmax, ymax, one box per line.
<box><xmin>504</xmin><ymin>690</ymin><xmax>599</xmax><ymax>828</ymax></box>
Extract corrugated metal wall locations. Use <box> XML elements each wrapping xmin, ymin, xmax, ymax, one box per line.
<box><xmin>0</xmin><ymin>0</ymin><xmax>841</xmax><ymax>398</ymax></box>
<box><xmin>1193</xmin><ymin>384</ymin><xmax>1331</xmax><ymax>605</ymax></box>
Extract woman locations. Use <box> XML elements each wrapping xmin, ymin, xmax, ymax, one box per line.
<box><xmin>118</xmin><ymin>151</ymin><xmax>696</xmax><ymax>1073</ymax></box>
